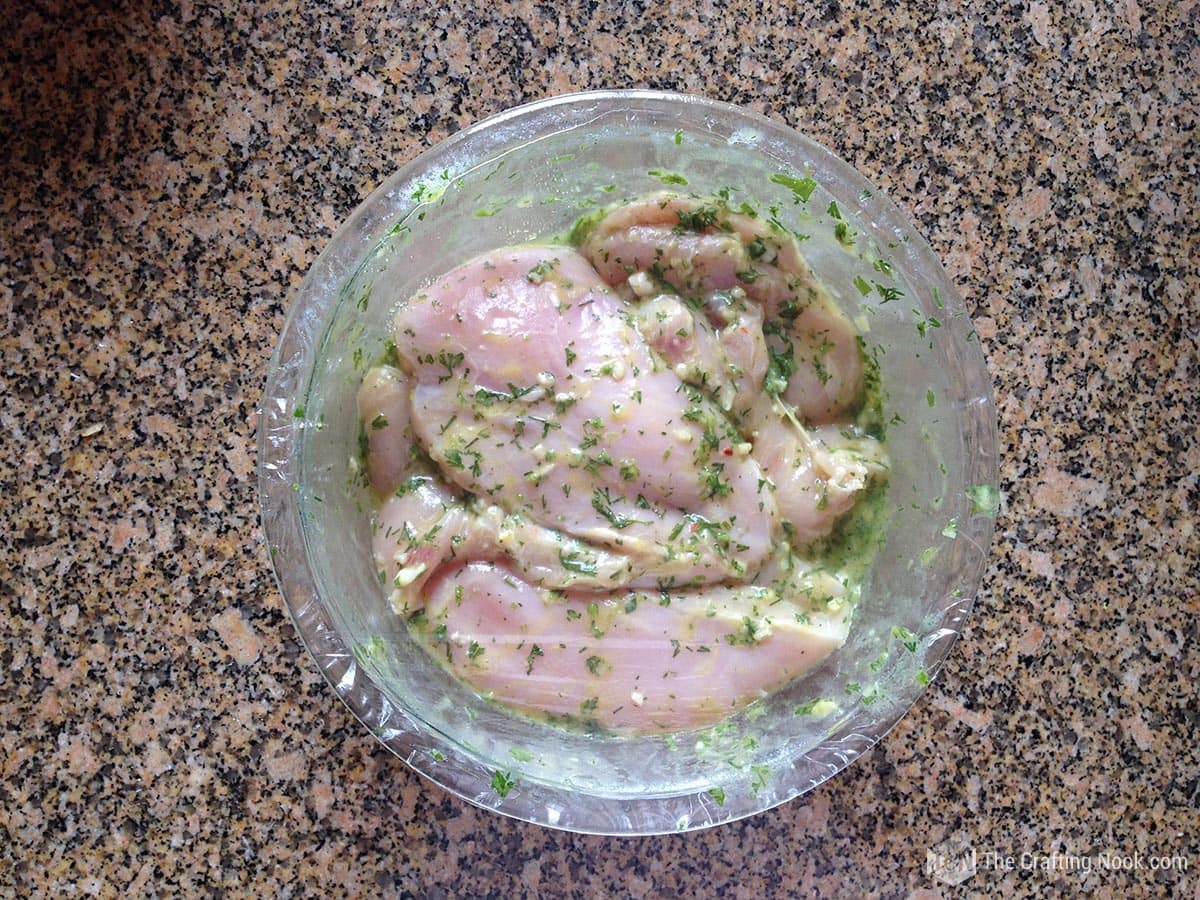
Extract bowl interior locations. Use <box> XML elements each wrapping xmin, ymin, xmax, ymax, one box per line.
<box><xmin>259</xmin><ymin>91</ymin><xmax>998</xmax><ymax>834</ymax></box>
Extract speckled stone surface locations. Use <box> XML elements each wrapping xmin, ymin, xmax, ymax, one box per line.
<box><xmin>2</xmin><ymin>0</ymin><xmax>1196</xmax><ymax>896</ymax></box>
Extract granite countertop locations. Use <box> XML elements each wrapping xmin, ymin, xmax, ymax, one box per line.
<box><xmin>2</xmin><ymin>1</ymin><xmax>1196</xmax><ymax>896</ymax></box>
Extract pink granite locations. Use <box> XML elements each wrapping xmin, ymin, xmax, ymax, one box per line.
<box><xmin>1</xmin><ymin>0</ymin><xmax>1196</xmax><ymax>896</ymax></box>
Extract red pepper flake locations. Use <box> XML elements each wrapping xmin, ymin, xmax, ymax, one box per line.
<box><xmin>723</xmin><ymin>447</ymin><xmax>733</xmax><ymax>456</ymax></box>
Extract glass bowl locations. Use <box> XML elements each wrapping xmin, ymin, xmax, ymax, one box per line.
<box><xmin>258</xmin><ymin>90</ymin><xmax>998</xmax><ymax>835</ymax></box>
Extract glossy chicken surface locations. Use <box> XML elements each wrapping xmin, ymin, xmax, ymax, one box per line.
<box><xmin>422</xmin><ymin>559</ymin><xmax>850</xmax><ymax>732</ymax></box>
<box><xmin>582</xmin><ymin>192</ymin><xmax>863</xmax><ymax>425</ymax></box>
<box><xmin>392</xmin><ymin>246</ymin><xmax>775</xmax><ymax>588</ymax></box>
<box><xmin>362</xmin><ymin>193</ymin><xmax>888</xmax><ymax>733</ymax></box>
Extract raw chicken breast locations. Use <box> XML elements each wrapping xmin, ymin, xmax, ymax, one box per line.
<box><xmin>421</xmin><ymin>560</ymin><xmax>850</xmax><ymax>732</ymax></box>
<box><xmin>391</xmin><ymin>245</ymin><xmax>777</xmax><ymax>589</ymax></box>
<box><xmin>750</xmin><ymin>406</ymin><xmax>889</xmax><ymax>545</ymax></box>
<box><xmin>625</xmin><ymin>284</ymin><xmax>768</xmax><ymax>427</ymax></box>
<box><xmin>357</xmin><ymin>365</ymin><xmax>415</xmax><ymax>496</ymax></box>
<box><xmin>580</xmin><ymin>192</ymin><xmax>863</xmax><ymax>424</ymax></box>
<box><xmin>360</xmin><ymin>192</ymin><xmax>889</xmax><ymax>735</ymax></box>
<box><xmin>372</xmin><ymin>475</ymin><xmax>494</xmax><ymax>614</ymax></box>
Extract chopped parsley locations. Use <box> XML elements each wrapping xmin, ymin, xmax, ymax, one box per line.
<box><xmin>526</xmin><ymin>259</ymin><xmax>557</xmax><ymax>284</ymax></box>
<box><xmin>699</xmin><ymin>462</ymin><xmax>733</xmax><ymax>499</ymax></box>
<box><xmin>966</xmin><ymin>484</ymin><xmax>1000</xmax><ymax>514</ymax></box>
<box><xmin>591</xmin><ymin>488</ymin><xmax>635</xmax><ymax>529</ymax></box>
<box><xmin>524</xmin><ymin>644</ymin><xmax>544</xmax><ymax>675</ymax></box>
<box><xmin>764</xmin><ymin>337</ymin><xmax>796</xmax><ymax>396</ymax></box>
<box><xmin>770</xmin><ymin>172</ymin><xmax>817</xmax><ymax>202</ymax></box>
<box><xmin>891</xmin><ymin>626</ymin><xmax>918</xmax><ymax>652</ymax></box>
<box><xmin>436</xmin><ymin>349</ymin><xmax>465</xmax><ymax>382</ymax></box>
<box><xmin>559</xmin><ymin>549</ymin><xmax>598</xmax><ymax>577</ymax></box>
<box><xmin>491</xmin><ymin>770</ymin><xmax>515</xmax><ymax>797</ymax></box>
<box><xmin>649</xmin><ymin>169</ymin><xmax>689</xmax><ymax>186</ymax></box>
<box><xmin>749</xmin><ymin>765</ymin><xmax>770</xmax><ymax>797</ymax></box>
<box><xmin>674</xmin><ymin>205</ymin><xmax>719</xmax><ymax>233</ymax></box>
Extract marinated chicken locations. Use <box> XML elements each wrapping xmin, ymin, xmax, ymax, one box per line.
<box><xmin>360</xmin><ymin>192</ymin><xmax>888</xmax><ymax>733</ymax></box>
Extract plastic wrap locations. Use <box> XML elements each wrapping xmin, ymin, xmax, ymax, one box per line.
<box><xmin>257</xmin><ymin>91</ymin><xmax>999</xmax><ymax>835</ymax></box>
